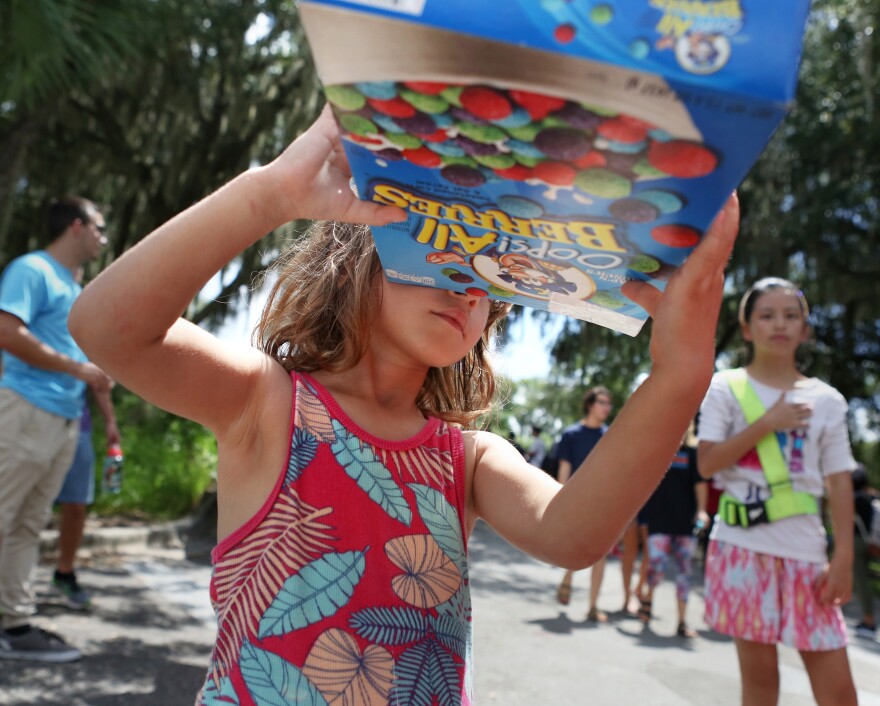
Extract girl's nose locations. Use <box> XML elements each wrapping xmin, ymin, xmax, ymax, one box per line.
<box><xmin>448</xmin><ymin>288</ymin><xmax>479</xmax><ymax>306</ymax></box>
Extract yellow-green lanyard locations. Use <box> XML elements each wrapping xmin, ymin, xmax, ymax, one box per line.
<box><xmin>720</xmin><ymin>369</ymin><xmax>817</xmax><ymax>524</ymax></box>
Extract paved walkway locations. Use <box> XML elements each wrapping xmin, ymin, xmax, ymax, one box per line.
<box><xmin>468</xmin><ymin>523</ymin><xmax>880</xmax><ymax>705</ymax></box>
<box><xmin>3</xmin><ymin>522</ymin><xmax>879</xmax><ymax>705</ymax></box>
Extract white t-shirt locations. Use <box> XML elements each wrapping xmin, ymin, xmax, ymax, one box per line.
<box><xmin>699</xmin><ymin>371</ymin><xmax>855</xmax><ymax>563</ymax></box>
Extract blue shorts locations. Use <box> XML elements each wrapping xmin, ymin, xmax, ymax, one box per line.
<box><xmin>55</xmin><ymin>431</ymin><xmax>95</xmax><ymax>505</ymax></box>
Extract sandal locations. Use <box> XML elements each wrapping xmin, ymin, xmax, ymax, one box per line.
<box><xmin>637</xmin><ymin>599</ymin><xmax>652</xmax><ymax>623</ymax></box>
<box><xmin>556</xmin><ymin>578</ymin><xmax>572</xmax><ymax>606</ymax></box>
<box><xmin>587</xmin><ymin>607</ymin><xmax>608</xmax><ymax>623</ymax></box>
<box><xmin>676</xmin><ymin>622</ymin><xmax>697</xmax><ymax>638</ymax></box>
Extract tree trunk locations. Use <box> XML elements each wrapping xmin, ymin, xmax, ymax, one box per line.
<box><xmin>0</xmin><ymin>110</ymin><xmax>47</xmax><ymax>263</ymax></box>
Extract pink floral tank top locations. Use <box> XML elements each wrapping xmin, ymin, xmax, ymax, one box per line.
<box><xmin>197</xmin><ymin>371</ymin><xmax>473</xmax><ymax>706</ymax></box>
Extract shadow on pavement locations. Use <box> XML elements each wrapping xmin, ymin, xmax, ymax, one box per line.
<box><xmin>34</xmin><ymin>568</ymin><xmax>209</xmax><ymax>633</ymax></box>
<box><xmin>468</xmin><ymin>521</ymin><xmax>561</xmax><ymax>599</ymax></box>
<box><xmin>524</xmin><ymin>611</ymin><xmax>582</xmax><ymax>635</ymax></box>
<box><xmin>614</xmin><ymin>622</ymin><xmax>705</xmax><ymax>650</ymax></box>
<box><xmin>1</xmin><ymin>551</ymin><xmax>216</xmax><ymax>706</ymax></box>
<box><xmin>468</xmin><ymin>520</ymin><xmax>544</xmax><ymax>569</ymax></box>
<box><xmin>1</xmin><ymin>637</ymin><xmax>209</xmax><ymax>706</ymax></box>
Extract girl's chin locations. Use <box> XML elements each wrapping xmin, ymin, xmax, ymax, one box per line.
<box><xmin>756</xmin><ymin>345</ymin><xmax>798</xmax><ymax>356</ymax></box>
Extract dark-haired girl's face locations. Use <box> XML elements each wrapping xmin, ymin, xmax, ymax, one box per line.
<box><xmin>372</xmin><ymin>278</ymin><xmax>490</xmax><ymax>369</ymax></box>
<box><xmin>742</xmin><ymin>289</ymin><xmax>808</xmax><ymax>357</ymax></box>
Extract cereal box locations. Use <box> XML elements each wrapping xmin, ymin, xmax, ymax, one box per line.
<box><xmin>299</xmin><ymin>0</ymin><xmax>811</xmax><ymax>335</ymax></box>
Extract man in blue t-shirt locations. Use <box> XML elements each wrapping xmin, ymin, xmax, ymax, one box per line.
<box><xmin>0</xmin><ymin>197</ymin><xmax>112</xmax><ymax>663</ymax></box>
<box><xmin>554</xmin><ymin>386</ymin><xmax>617</xmax><ymax>621</ymax></box>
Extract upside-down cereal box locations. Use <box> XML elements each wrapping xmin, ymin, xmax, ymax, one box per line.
<box><xmin>299</xmin><ymin>0</ymin><xmax>811</xmax><ymax>335</ymax></box>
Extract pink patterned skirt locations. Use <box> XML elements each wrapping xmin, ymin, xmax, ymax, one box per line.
<box><xmin>703</xmin><ymin>540</ymin><xmax>847</xmax><ymax>651</ymax></box>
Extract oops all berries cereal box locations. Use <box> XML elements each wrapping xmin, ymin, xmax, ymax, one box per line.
<box><xmin>299</xmin><ymin>0</ymin><xmax>810</xmax><ymax>335</ymax></box>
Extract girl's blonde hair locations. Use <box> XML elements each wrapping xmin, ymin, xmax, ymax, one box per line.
<box><xmin>255</xmin><ymin>221</ymin><xmax>512</xmax><ymax>426</ymax></box>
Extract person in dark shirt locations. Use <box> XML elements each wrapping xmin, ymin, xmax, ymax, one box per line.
<box><xmin>554</xmin><ymin>386</ymin><xmax>622</xmax><ymax>621</ymax></box>
<box><xmin>852</xmin><ymin>464</ymin><xmax>877</xmax><ymax>638</ymax></box>
<box><xmin>506</xmin><ymin>431</ymin><xmax>527</xmax><ymax>458</ymax></box>
<box><xmin>637</xmin><ymin>440</ymin><xmax>708</xmax><ymax>638</ymax></box>
<box><xmin>526</xmin><ymin>425</ymin><xmax>547</xmax><ymax>470</ymax></box>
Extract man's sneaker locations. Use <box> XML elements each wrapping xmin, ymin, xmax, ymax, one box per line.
<box><xmin>855</xmin><ymin>622</ymin><xmax>876</xmax><ymax>639</ymax></box>
<box><xmin>51</xmin><ymin>572</ymin><xmax>91</xmax><ymax>610</ymax></box>
<box><xmin>0</xmin><ymin>627</ymin><xmax>81</xmax><ymax>662</ymax></box>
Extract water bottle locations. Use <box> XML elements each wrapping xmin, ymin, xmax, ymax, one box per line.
<box><xmin>692</xmin><ymin>517</ymin><xmax>708</xmax><ymax>538</ymax></box>
<box><xmin>102</xmin><ymin>444</ymin><xmax>124</xmax><ymax>494</ymax></box>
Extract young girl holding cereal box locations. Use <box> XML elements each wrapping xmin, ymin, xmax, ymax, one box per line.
<box><xmin>71</xmin><ymin>108</ymin><xmax>739</xmax><ymax>705</ymax></box>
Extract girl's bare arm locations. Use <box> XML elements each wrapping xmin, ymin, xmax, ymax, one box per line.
<box><xmin>815</xmin><ymin>471</ymin><xmax>854</xmax><ymax>605</ymax></box>
<box><xmin>472</xmin><ymin>195</ymin><xmax>740</xmax><ymax>569</ymax></box>
<box><xmin>69</xmin><ymin>108</ymin><xmax>404</xmax><ymax>436</ymax></box>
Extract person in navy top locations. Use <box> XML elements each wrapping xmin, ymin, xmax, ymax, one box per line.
<box><xmin>555</xmin><ymin>386</ymin><xmax>629</xmax><ymax>621</ymax></box>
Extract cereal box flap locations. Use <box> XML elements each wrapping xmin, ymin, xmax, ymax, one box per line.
<box><xmin>299</xmin><ymin>0</ymin><xmax>810</xmax><ymax>104</ymax></box>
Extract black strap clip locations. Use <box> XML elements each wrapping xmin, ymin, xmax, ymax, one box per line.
<box><xmin>742</xmin><ymin>501</ymin><xmax>769</xmax><ymax>527</ymax></box>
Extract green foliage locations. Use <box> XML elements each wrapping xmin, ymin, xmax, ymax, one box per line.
<box><xmin>485</xmin><ymin>373</ymin><xmax>620</xmax><ymax>454</ymax></box>
<box><xmin>549</xmin><ymin>316</ymin><xmax>652</xmax><ymax>407</ymax></box>
<box><xmin>0</xmin><ymin>0</ymin><xmax>164</xmax><ymax>245</ymax></box>
<box><xmin>90</xmin><ymin>390</ymin><xmax>217</xmax><ymax>519</ymax></box>
<box><xmin>853</xmin><ymin>439</ymin><xmax>880</xmax><ymax>487</ymax></box>
<box><xmin>1</xmin><ymin>0</ymin><xmax>160</xmax><ymax>109</ymax></box>
<box><xmin>2</xmin><ymin>0</ymin><xmax>320</xmax><ymax>329</ymax></box>
<box><xmin>489</xmin><ymin>377</ymin><xmax>574</xmax><ymax>433</ymax></box>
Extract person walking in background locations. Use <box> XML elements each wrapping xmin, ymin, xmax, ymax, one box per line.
<box><xmin>637</xmin><ymin>428</ymin><xmax>708</xmax><ymax>638</ymax></box>
<box><xmin>66</xmin><ymin>107</ymin><xmax>740</xmax><ymax>705</ymax></box>
<box><xmin>617</xmin><ymin>513</ymin><xmax>641</xmax><ymax>617</ymax></box>
<box><xmin>554</xmin><ymin>386</ymin><xmax>624</xmax><ymax>621</ymax></box>
<box><xmin>698</xmin><ymin>277</ymin><xmax>858</xmax><ymax>706</ymax></box>
<box><xmin>694</xmin><ymin>473</ymin><xmax>724</xmax><ymax>571</ymax></box>
<box><xmin>526</xmin><ymin>425</ymin><xmax>547</xmax><ymax>469</ymax></box>
<box><xmin>540</xmin><ymin>439</ymin><xmax>560</xmax><ymax>479</ymax></box>
<box><xmin>852</xmin><ymin>463</ymin><xmax>878</xmax><ymax>639</ymax></box>
<box><xmin>0</xmin><ymin>197</ymin><xmax>113</xmax><ymax>662</ymax></box>
<box><xmin>506</xmin><ymin>431</ymin><xmax>527</xmax><ymax>457</ymax></box>
<box><xmin>51</xmin><ymin>389</ymin><xmax>120</xmax><ymax>610</ymax></box>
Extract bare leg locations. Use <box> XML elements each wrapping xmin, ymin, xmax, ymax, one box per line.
<box><xmin>588</xmin><ymin>556</ymin><xmax>607</xmax><ymax>621</ymax></box>
<box><xmin>676</xmin><ymin>597</ymin><xmax>687</xmax><ymax>624</ymax></box>
<box><xmin>800</xmin><ymin>648</ymin><xmax>858</xmax><ymax>706</ymax></box>
<box><xmin>56</xmin><ymin>503</ymin><xmax>87</xmax><ymax>574</ymax></box>
<box><xmin>557</xmin><ymin>569</ymin><xmax>574</xmax><ymax>605</ymax></box>
<box><xmin>635</xmin><ymin>525</ymin><xmax>649</xmax><ymax>604</ymax></box>
<box><xmin>735</xmin><ymin>638</ymin><xmax>779</xmax><ymax>706</ymax></box>
<box><xmin>620</xmin><ymin>521</ymin><xmax>639</xmax><ymax>613</ymax></box>
<box><xmin>639</xmin><ymin>583</ymin><xmax>654</xmax><ymax>624</ymax></box>
<box><xmin>675</xmin><ymin>598</ymin><xmax>696</xmax><ymax>637</ymax></box>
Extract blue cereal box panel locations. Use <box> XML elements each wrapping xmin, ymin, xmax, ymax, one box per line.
<box><xmin>299</xmin><ymin>0</ymin><xmax>811</xmax><ymax>335</ymax></box>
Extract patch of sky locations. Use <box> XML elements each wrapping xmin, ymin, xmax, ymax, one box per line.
<box><xmin>493</xmin><ymin>309</ymin><xmax>563</xmax><ymax>381</ymax></box>
<box><xmin>246</xmin><ymin>13</ymin><xmax>273</xmax><ymax>44</ymax></box>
